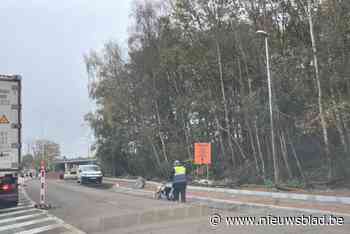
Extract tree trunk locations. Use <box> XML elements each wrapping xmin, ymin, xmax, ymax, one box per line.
<box><xmin>229</xmin><ymin>131</ymin><xmax>248</xmax><ymax>161</ymax></box>
<box><xmin>237</xmin><ymin>54</ymin><xmax>249</xmax><ymax>160</ymax></box>
<box><xmin>181</xmin><ymin>113</ymin><xmax>192</xmax><ymax>161</ymax></box>
<box><xmin>215</xmin><ymin>114</ymin><xmax>227</xmax><ymax>163</ymax></box>
<box><xmin>254</xmin><ymin>118</ymin><xmax>266</xmax><ymax>180</ymax></box>
<box><xmin>307</xmin><ymin>0</ymin><xmax>333</xmax><ymax>180</ymax></box>
<box><xmin>280</xmin><ymin>131</ymin><xmax>293</xmax><ymax>179</ymax></box>
<box><xmin>287</xmin><ymin>131</ymin><xmax>307</xmax><ymax>183</ymax></box>
<box><xmin>216</xmin><ymin>39</ymin><xmax>235</xmax><ymax>167</ymax></box>
<box><xmin>265</xmin><ymin>134</ymin><xmax>272</xmax><ymax>178</ymax></box>
<box><xmin>148</xmin><ymin>136</ymin><xmax>163</xmax><ymax>174</ymax></box>
<box><xmin>331</xmin><ymin>91</ymin><xmax>349</xmax><ymax>155</ymax></box>
<box><xmin>141</xmin><ymin>114</ymin><xmax>163</xmax><ymax>173</ymax></box>
<box><xmin>112</xmin><ymin>153</ymin><xmax>116</xmax><ymax>177</ymax></box>
<box><xmin>169</xmin><ymin>71</ymin><xmax>193</xmax><ymax>161</ymax></box>
<box><xmin>154</xmin><ymin>100</ymin><xmax>168</xmax><ymax>163</ymax></box>
<box><xmin>247</xmin><ymin>120</ymin><xmax>260</xmax><ymax>176</ymax></box>
<box><xmin>236</xmin><ymin>37</ymin><xmax>264</xmax><ymax>178</ymax></box>
<box><xmin>337</xmin><ymin>90</ymin><xmax>350</xmax><ymax>155</ymax></box>
<box><xmin>342</xmin><ymin>116</ymin><xmax>350</xmax><ymax>155</ymax></box>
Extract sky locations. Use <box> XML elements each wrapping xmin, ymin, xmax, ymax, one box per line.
<box><xmin>0</xmin><ymin>0</ymin><xmax>133</xmax><ymax>158</ymax></box>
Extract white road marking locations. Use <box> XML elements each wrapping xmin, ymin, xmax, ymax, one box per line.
<box><xmin>61</xmin><ymin>223</ymin><xmax>86</xmax><ymax>234</ymax></box>
<box><xmin>0</xmin><ymin>205</ymin><xmax>33</xmax><ymax>212</ymax></box>
<box><xmin>0</xmin><ymin>212</ymin><xmax>44</xmax><ymax>224</ymax></box>
<box><xmin>0</xmin><ymin>208</ymin><xmax>40</xmax><ymax>218</ymax></box>
<box><xmin>0</xmin><ymin>217</ymin><xmax>55</xmax><ymax>232</ymax></box>
<box><xmin>18</xmin><ymin>223</ymin><xmax>64</xmax><ymax>234</ymax></box>
<box><xmin>17</xmin><ymin>202</ymin><xmax>34</xmax><ymax>206</ymax></box>
<box><xmin>20</xmin><ymin>186</ymin><xmax>87</xmax><ymax>234</ymax></box>
<box><xmin>44</xmin><ymin>214</ymin><xmax>86</xmax><ymax>234</ymax></box>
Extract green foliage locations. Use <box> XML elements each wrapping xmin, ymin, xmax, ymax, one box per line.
<box><xmin>84</xmin><ymin>0</ymin><xmax>350</xmax><ymax>185</ymax></box>
<box><xmin>284</xmin><ymin>179</ymin><xmax>306</xmax><ymax>189</ymax></box>
<box><xmin>264</xmin><ymin>179</ymin><xmax>275</xmax><ymax>188</ymax></box>
<box><xmin>21</xmin><ymin>154</ymin><xmax>34</xmax><ymax>169</ymax></box>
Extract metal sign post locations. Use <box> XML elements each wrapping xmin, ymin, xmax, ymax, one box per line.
<box><xmin>206</xmin><ymin>164</ymin><xmax>209</xmax><ymax>181</ymax></box>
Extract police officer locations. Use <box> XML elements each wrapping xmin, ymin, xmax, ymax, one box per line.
<box><xmin>171</xmin><ymin>160</ymin><xmax>187</xmax><ymax>203</ymax></box>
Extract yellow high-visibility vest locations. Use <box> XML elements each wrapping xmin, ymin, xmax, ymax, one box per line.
<box><xmin>174</xmin><ymin>166</ymin><xmax>186</xmax><ymax>175</ymax></box>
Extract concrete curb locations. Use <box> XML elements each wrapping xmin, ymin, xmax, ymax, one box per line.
<box><xmin>188</xmin><ymin>186</ymin><xmax>350</xmax><ymax>205</ymax></box>
<box><xmin>104</xmin><ymin>177</ymin><xmax>350</xmax><ymax>205</ymax></box>
<box><xmin>188</xmin><ymin>195</ymin><xmax>350</xmax><ymax>218</ymax></box>
<box><xmin>111</xmin><ymin>184</ymin><xmax>350</xmax><ymax>218</ymax></box>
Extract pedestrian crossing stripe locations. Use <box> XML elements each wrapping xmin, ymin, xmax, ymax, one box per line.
<box><xmin>5</xmin><ymin>187</ymin><xmax>87</xmax><ymax>234</ymax></box>
<box><xmin>0</xmin><ymin>216</ymin><xmax>55</xmax><ymax>232</ymax></box>
<box><xmin>0</xmin><ymin>201</ymin><xmax>84</xmax><ymax>234</ymax></box>
<box><xmin>0</xmin><ymin>212</ymin><xmax>44</xmax><ymax>224</ymax></box>
<box><xmin>0</xmin><ymin>115</ymin><xmax>9</xmax><ymax>124</ymax></box>
<box><xmin>0</xmin><ymin>208</ymin><xmax>37</xmax><ymax>217</ymax></box>
<box><xmin>19</xmin><ymin>223</ymin><xmax>65</xmax><ymax>234</ymax></box>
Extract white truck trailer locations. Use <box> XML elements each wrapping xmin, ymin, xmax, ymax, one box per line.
<box><xmin>0</xmin><ymin>74</ymin><xmax>21</xmax><ymax>207</ymax></box>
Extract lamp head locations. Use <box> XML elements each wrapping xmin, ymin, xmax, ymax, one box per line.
<box><xmin>256</xmin><ymin>30</ymin><xmax>269</xmax><ymax>37</ymax></box>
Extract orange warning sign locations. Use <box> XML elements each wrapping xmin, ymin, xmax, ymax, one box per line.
<box><xmin>0</xmin><ymin>115</ymin><xmax>9</xmax><ymax>124</ymax></box>
<box><xmin>194</xmin><ymin>143</ymin><xmax>211</xmax><ymax>165</ymax></box>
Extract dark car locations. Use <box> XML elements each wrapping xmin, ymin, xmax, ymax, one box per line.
<box><xmin>0</xmin><ymin>175</ymin><xmax>18</xmax><ymax>208</ymax></box>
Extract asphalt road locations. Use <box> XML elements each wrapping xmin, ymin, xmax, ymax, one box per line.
<box><xmin>24</xmin><ymin>179</ymin><xmax>350</xmax><ymax>234</ymax></box>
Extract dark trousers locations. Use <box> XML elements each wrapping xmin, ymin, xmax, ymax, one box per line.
<box><xmin>173</xmin><ymin>182</ymin><xmax>187</xmax><ymax>202</ymax></box>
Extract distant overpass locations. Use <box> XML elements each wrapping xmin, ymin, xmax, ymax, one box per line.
<box><xmin>53</xmin><ymin>157</ymin><xmax>98</xmax><ymax>172</ymax></box>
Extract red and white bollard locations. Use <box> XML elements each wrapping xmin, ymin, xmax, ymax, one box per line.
<box><xmin>19</xmin><ymin>174</ymin><xmax>25</xmax><ymax>187</ymax></box>
<box><xmin>40</xmin><ymin>168</ymin><xmax>46</xmax><ymax>205</ymax></box>
<box><xmin>35</xmin><ymin>162</ymin><xmax>51</xmax><ymax>209</ymax></box>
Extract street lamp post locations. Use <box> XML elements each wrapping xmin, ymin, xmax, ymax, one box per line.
<box><xmin>256</xmin><ymin>30</ymin><xmax>279</xmax><ymax>185</ymax></box>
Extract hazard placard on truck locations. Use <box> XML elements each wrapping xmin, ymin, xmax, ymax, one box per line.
<box><xmin>0</xmin><ymin>75</ymin><xmax>21</xmax><ymax>171</ymax></box>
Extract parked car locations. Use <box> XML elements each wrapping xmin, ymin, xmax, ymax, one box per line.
<box><xmin>0</xmin><ymin>175</ymin><xmax>18</xmax><ymax>207</ymax></box>
<box><xmin>77</xmin><ymin>165</ymin><xmax>103</xmax><ymax>184</ymax></box>
<box><xmin>63</xmin><ymin>170</ymin><xmax>78</xmax><ymax>180</ymax></box>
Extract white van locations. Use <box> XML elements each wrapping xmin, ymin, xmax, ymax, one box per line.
<box><xmin>77</xmin><ymin>165</ymin><xmax>103</xmax><ymax>184</ymax></box>
<box><xmin>63</xmin><ymin>169</ymin><xmax>78</xmax><ymax>180</ymax></box>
